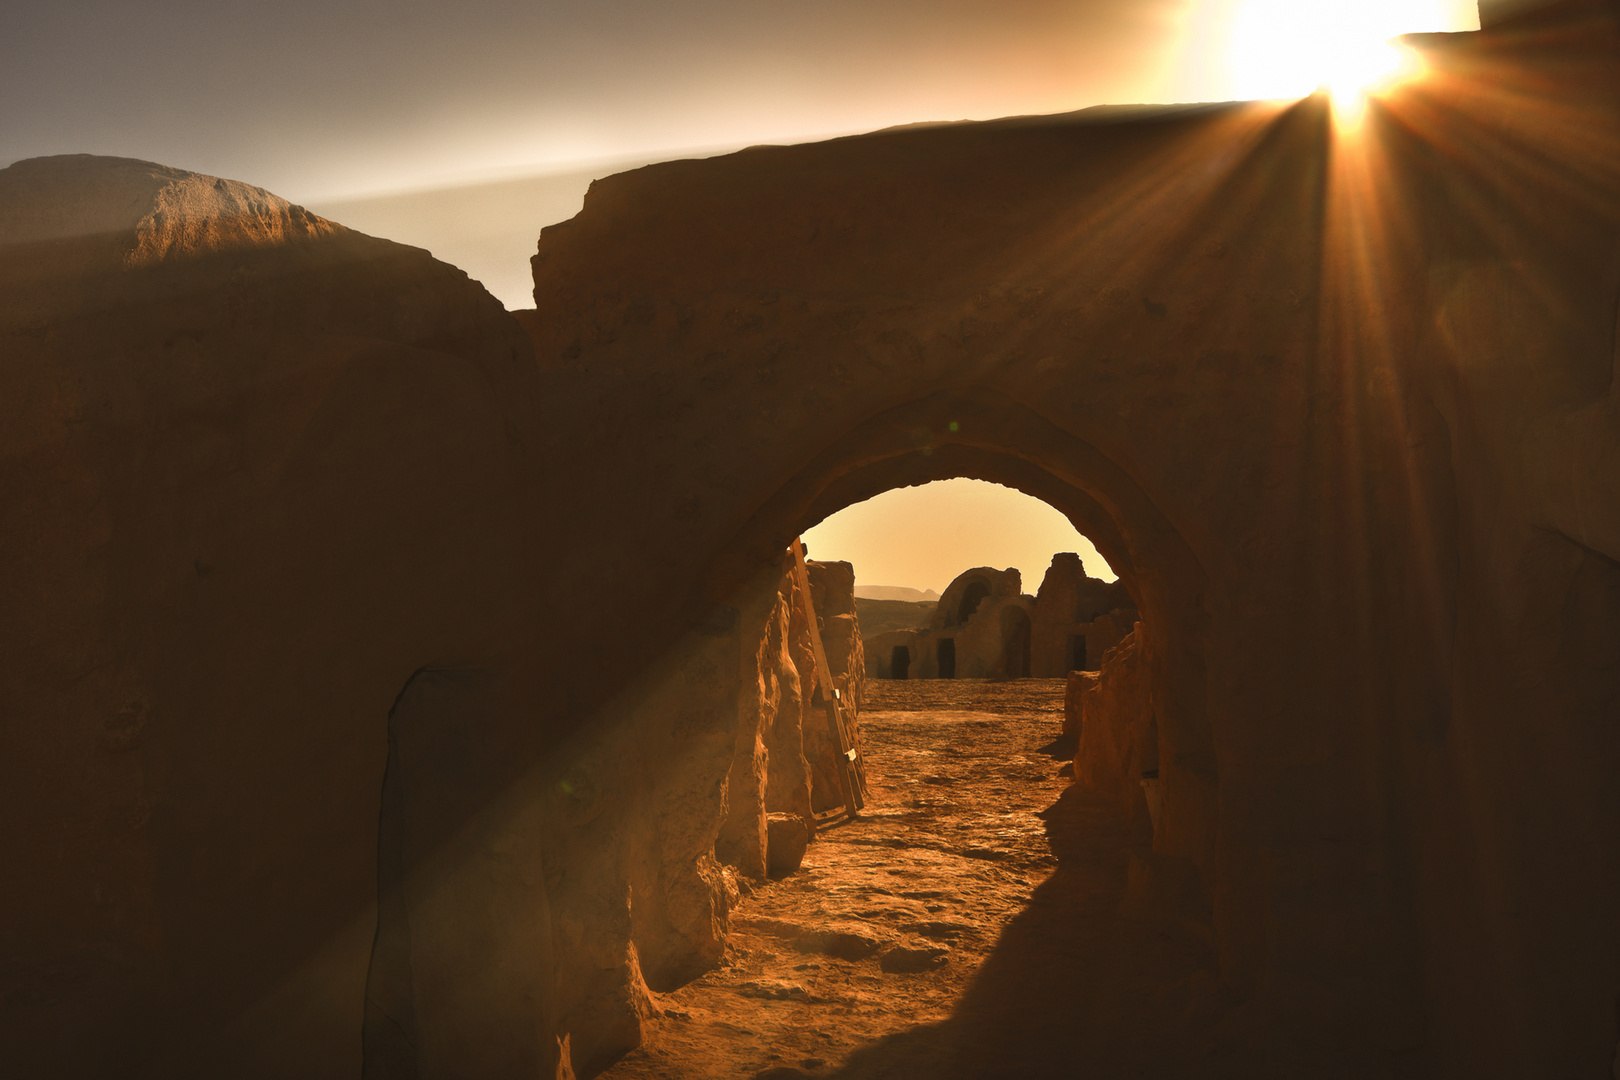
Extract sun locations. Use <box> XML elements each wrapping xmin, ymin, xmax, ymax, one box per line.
<box><xmin>1321</xmin><ymin>39</ymin><xmax>1424</xmax><ymax>121</ymax></box>
<box><xmin>1226</xmin><ymin>0</ymin><xmax>1464</xmax><ymax>118</ymax></box>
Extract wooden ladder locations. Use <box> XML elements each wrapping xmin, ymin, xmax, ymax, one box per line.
<box><xmin>789</xmin><ymin>537</ymin><xmax>867</xmax><ymax>826</ymax></box>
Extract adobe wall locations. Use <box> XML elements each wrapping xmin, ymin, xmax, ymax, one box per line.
<box><xmin>863</xmin><ymin>628</ymin><xmax>920</xmax><ymax>680</ymax></box>
<box><xmin>0</xmin><ymin>156</ymin><xmax>558</xmax><ymax>1077</ymax></box>
<box><xmin>522</xmin><ymin>8</ymin><xmax>1620</xmax><ymax>1070</ymax></box>
<box><xmin>1071</xmin><ymin>626</ymin><xmax>1156</xmax><ymax>836</ymax></box>
<box><xmin>716</xmin><ymin>554</ymin><xmax>864</xmax><ymax>876</ymax></box>
<box><xmin>861</xmin><ymin>554</ymin><xmax>1134</xmax><ymax>679</ymax></box>
<box><xmin>1029</xmin><ymin>551</ymin><xmax>1137</xmax><ymax>675</ymax></box>
<box><xmin>892</xmin><ymin>566</ymin><xmax>1034</xmax><ymax>679</ymax></box>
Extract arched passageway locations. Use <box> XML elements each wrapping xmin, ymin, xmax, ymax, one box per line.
<box><xmin>520</xmin><ymin>45</ymin><xmax>1620</xmax><ymax>1065</ymax></box>
<box><xmin>1070</xmin><ymin>634</ymin><xmax>1088</xmax><ymax>672</ymax></box>
<box><xmin>595</xmin><ymin>464</ymin><xmax>1170</xmax><ymax>1078</ymax></box>
<box><xmin>702</xmin><ymin>390</ymin><xmax>1214</xmax><ymax>875</ymax></box>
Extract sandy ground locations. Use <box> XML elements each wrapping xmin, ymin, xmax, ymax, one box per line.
<box><xmin>600</xmin><ymin>679</ymin><xmax>1251</xmax><ymax>1080</ymax></box>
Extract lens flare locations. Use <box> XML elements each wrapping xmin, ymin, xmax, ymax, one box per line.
<box><xmin>1226</xmin><ymin>0</ymin><xmax>1461</xmax><ymax>118</ymax></box>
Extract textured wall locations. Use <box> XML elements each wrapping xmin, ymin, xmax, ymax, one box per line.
<box><xmin>0</xmin><ymin>155</ymin><xmax>548</xmax><ymax>1077</ymax></box>
<box><xmin>525</xmin><ymin>8</ymin><xmax>1620</xmax><ymax>1072</ymax></box>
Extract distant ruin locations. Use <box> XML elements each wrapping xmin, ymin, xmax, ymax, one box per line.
<box><xmin>864</xmin><ymin>553</ymin><xmax>1136</xmax><ymax>679</ymax></box>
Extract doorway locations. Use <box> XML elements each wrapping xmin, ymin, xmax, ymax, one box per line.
<box><xmin>1069</xmin><ymin>634</ymin><xmax>1088</xmax><ymax>672</ymax></box>
<box><xmin>1002</xmin><ymin>608</ymin><xmax>1032</xmax><ymax>678</ymax></box>
<box><xmin>937</xmin><ymin>637</ymin><xmax>957</xmax><ymax>678</ymax></box>
<box><xmin>890</xmin><ymin>645</ymin><xmax>911</xmax><ymax>680</ymax></box>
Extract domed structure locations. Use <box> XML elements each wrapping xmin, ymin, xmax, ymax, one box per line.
<box><xmin>865</xmin><ymin>555</ymin><xmax>1136</xmax><ymax>679</ymax></box>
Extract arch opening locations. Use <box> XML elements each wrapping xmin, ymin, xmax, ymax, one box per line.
<box><xmin>707</xmin><ymin>391</ymin><xmax>1215</xmax><ymax>870</ymax></box>
<box><xmin>606</xmin><ymin>392</ymin><xmax>1218</xmax><ymax>1079</ymax></box>
<box><xmin>955</xmin><ymin>580</ymin><xmax>991</xmax><ymax>625</ymax></box>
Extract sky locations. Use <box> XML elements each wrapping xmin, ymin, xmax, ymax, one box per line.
<box><xmin>3</xmin><ymin>0</ymin><xmax>1480</xmax><ymax>586</ymax></box>
<box><xmin>803</xmin><ymin>479</ymin><xmax>1115</xmax><ymax>595</ymax></box>
<box><xmin>6</xmin><ymin>1</ymin><xmax>1477</xmax><ymax>202</ymax></box>
<box><xmin>5</xmin><ymin>1</ymin><xmax>1478</xmax><ymax>308</ymax></box>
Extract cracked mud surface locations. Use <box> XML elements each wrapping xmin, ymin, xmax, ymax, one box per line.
<box><xmin>601</xmin><ymin>678</ymin><xmax>1243</xmax><ymax>1080</ymax></box>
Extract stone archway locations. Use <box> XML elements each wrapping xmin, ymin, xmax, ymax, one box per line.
<box><xmin>699</xmin><ymin>390</ymin><xmax>1214</xmax><ymax>870</ymax></box>
<box><xmin>518</xmin><ymin>86</ymin><xmax>1481</xmax><ymax>1068</ymax></box>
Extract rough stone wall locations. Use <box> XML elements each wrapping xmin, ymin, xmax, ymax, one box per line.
<box><xmin>863</xmin><ymin>556</ymin><xmax>1132</xmax><ymax>679</ymax></box>
<box><xmin>1031</xmin><ymin>552</ymin><xmax>1138</xmax><ymax>675</ymax></box>
<box><xmin>1072</xmin><ymin>626</ymin><xmax>1156</xmax><ymax>837</ymax></box>
<box><xmin>0</xmin><ymin>156</ymin><xmax>564</xmax><ymax>1079</ymax></box>
<box><xmin>863</xmin><ymin>628</ymin><xmax>922</xmax><ymax>680</ymax></box>
<box><xmin>521</xmin><ymin>15</ymin><xmax>1620</xmax><ymax>1070</ymax></box>
<box><xmin>1063</xmin><ymin>670</ymin><xmax>1096</xmax><ymax>737</ymax></box>
<box><xmin>718</xmin><ymin>555</ymin><xmax>814</xmax><ymax>879</ymax></box>
<box><xmin>715</xmin><ymin>624</ymin><xmax>774</xmax><ymax>880</ymax></box>
<box><xmin>928</xmin><ymin>566</ymin><xmax>1023</xmax><ymax>632</ymax></box>
<box><xmin>882</xmin><ymin>566</ymin><xmax>1036</xmax><ymax>679</ymax></box>
<box><xmin>1066</xmin><ymin>610</ymin><xmax>1132</xmax><ymax>673</ymax></box>
<box><xmin>767</xmin><ymin>569</ymin><xmax>817</xmax><ymax>824</ymax></box>
<box><xmin>934</xmin><ymin>594</ymin><xmax>1035</xmax><ymax>678</ymax></box>
<box><xmin>718</xmin><ymin>555</ymin><xmax>866</xmax><ymax>879</ymax></box>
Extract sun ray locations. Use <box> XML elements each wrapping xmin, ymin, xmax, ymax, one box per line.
<box><xmin>1224</xmin><ymin>0</ymin><xmax>1470</xmax><ymax>123</ymax></box>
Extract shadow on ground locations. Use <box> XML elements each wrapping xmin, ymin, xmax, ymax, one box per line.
<box><xmin>810</xmin><ymin>785</ymin><xmax>1249</xmax><ymax>1080</ymax></box>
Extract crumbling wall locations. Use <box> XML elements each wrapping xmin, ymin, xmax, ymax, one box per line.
<box><xmin>863</xmin><ymin>557</ymin><xmax>1130</xmax><ymax>680</ymax></box>
<box><xmin>887</xmin><ymin>566</ymin><xmax>1034</xmax><ymax>679</ymax></box>
<box><xmin>718</xmin><ymin>553</ymin><xmax>815</xmax><ymax>878</ymax></box>
<box><xmin>1031</xmin><ymin>552</ymin><xmax>1138</xmax><ymax>676</ymax></box>
<box><xmin>1063</xmin><ymin>670</ymin><xmax>1096</xmax><ymax>738</ymax></box>
<box><xmin>0</xmin><ymin>155</ymin><xmax>559</xmax><ymax>1080</ymax></box>
<box><xmin>1072</xmin><ymin>626</ymin><xmax>1157</xmax><ymax>838</ymax></box>
<box><xmin>863</xmin><ymin>628</ymin><xmax>922</xmax><ymax>680</ymax></box>
<box><xmin>717</xmin><ymin>554</ymin><xmax>867</xmax><ymax>882</ymax></box>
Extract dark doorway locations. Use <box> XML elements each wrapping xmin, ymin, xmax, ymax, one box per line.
<box><xmin>1069</xmin><ymin>634</ymin><xmax>1087</xmax><ymax>672</ymax></box>
<box><xmin>937</xmin><ymin>638</ymin><xmax>957</xmax><ymax>678</ymax></box>
<box><xmin>1002</xmin><ymin>610</ymin><xmax>1032</xmax><ymax>678</ymax></box>
<box><xmin>890</xmin><ymin>645</ymin><xmax>911</xmax><ymax>680</ymax></box>
<box><xmin>956</xmin><ymin>580</ymin><xmax>991</xmax><ymax>625</ymax></box>
<box><xmin>366</xmin><ymin>668</ymin><xmax>555</xmax><ymax>1078</ymax></box>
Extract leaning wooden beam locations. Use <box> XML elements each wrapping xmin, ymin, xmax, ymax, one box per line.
<box><xmin>789</xmin><ymin>537</ymin><xmax>865</xmax><ymax>822</ymax></box>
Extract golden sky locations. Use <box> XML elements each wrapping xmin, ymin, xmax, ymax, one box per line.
<box><xmin>6</xmin><ymin>1</ymin><xmax>1477</xmax><ymax>205</ymax></box>
<box><xmin>293</xmin><ymin>0</ymin><xmax>1478</xmax><ymax>310</ymax></box>
<box><xmin>804</xmin><ymin>479</ymin><xmax>1116</xmax><ymax>594</ymax></box>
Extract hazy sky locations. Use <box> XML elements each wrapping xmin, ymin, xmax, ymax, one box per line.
<box><xmin>5</xmin><ymin>1</ymin><xmax>1476</xmax><ymax>204</ymax></box>
<box><xmin>5</xmin><ymin>0</ymin><xmax>1465</xmax><ymax>309</ymax></box>
<box><xmin>804</xmin><ymin>479</ymin><xmax>1114</xmax><ymax>594</ymax></box>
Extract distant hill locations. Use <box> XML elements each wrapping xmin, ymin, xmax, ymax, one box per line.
<box><xmin>854</xmin><ymin>598</ymin><xmax>937</xmax><ymax>636</ymax></box>
<box><xmin>854</xmin><ymin>585</ymin><xmax>940</xmax><ymax>603</ymax></box>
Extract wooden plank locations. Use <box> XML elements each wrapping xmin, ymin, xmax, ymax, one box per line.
<box><xmin>789</xmin><ymin>537</ymin><xmax>865</xmax><ymax>816</ymax></box>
